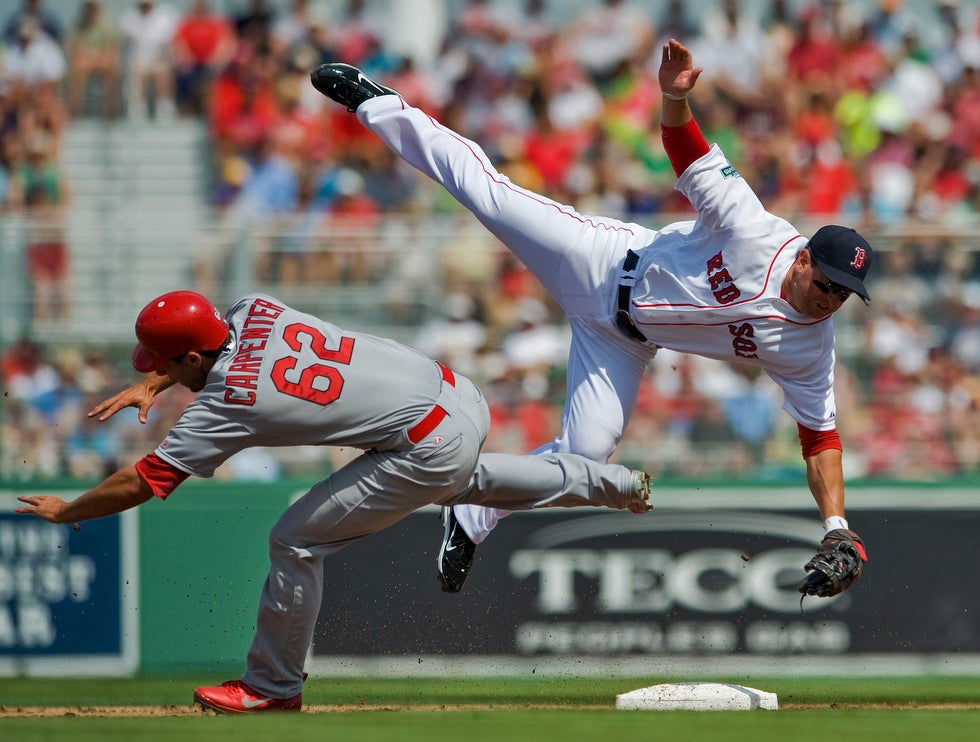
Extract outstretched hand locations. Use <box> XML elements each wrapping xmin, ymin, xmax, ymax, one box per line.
<box><xmin>659</xmin><ymin>38</ymin><xmax>703</xmax><ymax>99</ymax></box>
<box><xmin>15</xmin><ymin>494</ymin><xmax>70</xmax><ymax>523</ymax></box>
<box><xmin>88</xmin><ymin>373</ymin><xmax>172</xmax><ymax>424</ymax></box>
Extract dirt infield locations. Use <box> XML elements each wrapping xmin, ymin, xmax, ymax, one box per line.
<box><xmin>3</xmin><ymin>702</ymin><xmax>980</xmax><ymax>717</ymax></box>
<box><xmin>0</xmin><ymin>705</ymin><xmax>205</xmax><ymax>717</ymax></box>
<box><xmin>0</xmin><ymin>704</ymin><xmax>595</xmax><ymax>717</ymax></box>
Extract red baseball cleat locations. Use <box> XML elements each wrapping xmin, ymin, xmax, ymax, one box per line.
<box><xmin>194</xmin><ymin>679</ymin><xmax>302</xmax><ymax>713</ymax></box>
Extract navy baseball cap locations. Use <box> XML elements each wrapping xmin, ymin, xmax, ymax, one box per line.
<box><xmin>806</xmin><ymin>225</ymin><xmax>874</xmax><ymax>303</ymax></box>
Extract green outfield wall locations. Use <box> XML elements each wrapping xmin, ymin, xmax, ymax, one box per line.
<box><xmin>1</xmin><ymin>478</ymin><xmax>312</xmax><ymax>676</ymax></box>
<box><xmin>135</xmin><ymin>480</ymin><xmax>308</xmax><ymax>675</ymax></box>
<box><xmin>3</xmin><ymin>478</ymin><xmax>980</xmax><ymax>677</ymax></box>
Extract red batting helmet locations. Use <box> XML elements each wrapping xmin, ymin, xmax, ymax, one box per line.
<box><xmin>132</xmin><ymin>291</ymin><xmax>229</xmax><ymax>373</ymax></box>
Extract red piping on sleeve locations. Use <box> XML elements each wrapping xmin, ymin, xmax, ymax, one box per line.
<box><xmin>661</xmin><ymin>118</ymin><xmax>710</xmax><ymax>176</ymax></box>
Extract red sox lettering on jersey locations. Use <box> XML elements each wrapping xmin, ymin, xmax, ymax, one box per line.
<box><xmin>626</xmin><ymin>147</ymin><xmax>839</xmax><ymax>430</ymax></box>
<box><xmin>727</xmin><ymin>322</ymin><xmax>758</xmax><ymax>360</ymax></box>
<box><xmin>706</xmin><ymin>250</ymin><xmax>740</xmax><ymax>305</ymax></box>
<box><xmin>705</xmin><ymin>249</ymin><xmax>760</xmax><ymax>360</ymax></box>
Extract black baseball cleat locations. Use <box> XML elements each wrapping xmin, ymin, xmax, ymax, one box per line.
<box><xmin>310</xmin><ymin>63</ymin><xmax>397</xmax><ymax>112</ymax></box>
<box><xmin>437</xmin><ymin>505</ymin><xmax>476</xmax><ymax>593</ymax></box>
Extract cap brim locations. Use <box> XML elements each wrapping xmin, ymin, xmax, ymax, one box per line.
<box><xmin>132</xmin><ymin>343</ymin><xmax>164</xmax><ymax>373</ymax></box>
<box><xmin>813</xmin><ymin>258</ymin><xmax>870</xmax><ymax>302</ymax></box>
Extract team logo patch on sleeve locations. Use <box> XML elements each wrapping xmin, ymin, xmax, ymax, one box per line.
<box><xmin>720</xmin><ymin>164</ymin><xmax>741</xmax><ymax>179</ymax></box>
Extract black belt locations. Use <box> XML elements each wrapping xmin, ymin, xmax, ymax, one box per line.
<box><xmin>615</xmin><ymin>249</ymin><xmax>647</xmax><ymax>342</ymax></box>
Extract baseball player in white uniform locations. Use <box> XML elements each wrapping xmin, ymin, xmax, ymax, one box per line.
<box><xmin>15</xmin><ymin>290</ymin><xmax>651</xmax><ymax>712</ymax></box>
<box><xmin>311</xmin><ymin>38</ymin><xmax>873</xmax><ymax>597</ymax></box>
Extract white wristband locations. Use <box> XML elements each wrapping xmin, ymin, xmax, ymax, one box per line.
<box><xmin>823</xmin><ymin>515</ymin><xmax>849</xmax><ymax>533</ymax></box>
<box><xmin>663</xmin><ymin>91</ymin><xmax>688</xmax><ymax>101</ymax></box>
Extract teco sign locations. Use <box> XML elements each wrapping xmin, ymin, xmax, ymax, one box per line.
<box><xmin>511</xmin><ymin>546</ymin><xmax>818</xmax><ymax>614</ymax></box>
<box><xmin>505</xmin><ymin>510</ymin><xmax>849</xmax><ymax>656</ymax></box>
<box><xmin>310</xmin><ymin>499</ymin><xmax>980</xmax><ymax>664</ymax></box>
<box><xmin>511</xmin><ymin>510</ymin><xmax>834</xmax><ymax>611</ymax></box>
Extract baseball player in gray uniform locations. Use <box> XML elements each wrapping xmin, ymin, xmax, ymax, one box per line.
<box><xmin>311</xmin><ymin>38</ymin><xmax>872</xmax><ymax>598</ymax></box>
<box><xmin>15</xmin><ymin>290</ymin><xmax>651</xmax><ymax>713</ymax></box>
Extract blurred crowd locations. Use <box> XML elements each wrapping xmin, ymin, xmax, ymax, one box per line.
<box><xmin>0</xmin><ymin>0</ymin><xmax>72</xmax><ymax>323</ymax></box>
<box><xmin>2</xmin><ymin>0</ymin><xmax>980</xmax><ymax>483</ymax></box>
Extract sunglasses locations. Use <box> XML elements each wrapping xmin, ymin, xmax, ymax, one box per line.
<box><xmin>812</xmin><ymin>278</ymin><xmax>852</xmax><ymax>302</ymax></box>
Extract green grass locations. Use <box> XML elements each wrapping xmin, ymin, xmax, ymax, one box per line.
<box><xmin>3</xmin><ymin>710</ymin><xmax>980</xmax><ymax>742</ymax></box>
<box><xmin>1</xmin><ymin>676</ymin><xmax>979</xmax><ymax>741</ymax></box>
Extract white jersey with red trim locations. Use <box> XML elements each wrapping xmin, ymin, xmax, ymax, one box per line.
<box><xmin>629</xmin><ymin>145</ymin><xmax>837</xmax><ymax>429</ymax></box>
<box><xmin>360</xmin><ymin>99</ymin><xmax>837</xmax><ymax>437</ymax></box>
<box><xmin>355</xmin><ymin>80</ymin><xmax>853</xmax><ymax>550</ymax></box>
<box><xmin>154</xmin><ymin>293</ymin><xmax>451</xmax><ymax>478</ymax></box>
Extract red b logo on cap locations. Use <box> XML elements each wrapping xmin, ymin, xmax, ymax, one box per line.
<box><xmin>851</xmin><ymin>247</ymin><xmax>867</xmax><ymax>269</ymax></box>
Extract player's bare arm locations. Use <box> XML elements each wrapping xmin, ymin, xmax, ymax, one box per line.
<box><xmin>798</xmin><ymin>446</ymin><xmax>867</xmax><ymax>598</ymax></box>
<box><xmin>659</xmin><ymin>38</ymin><xmax>702</xmax><ymax>127</ymax></box>
<box><xmin>803</xmin><ymin>447</ymin><xmax>846</xmax><ymax>522</ymax></box>
<box><xmin>88</xmin><ymin>370</ymin><xmax>176</xmax><ymax>424</ymax></box>
<box><xmin>15</xmin><ymin>465</ymin><xmax>154</xmax><ymax>524</ymax></box>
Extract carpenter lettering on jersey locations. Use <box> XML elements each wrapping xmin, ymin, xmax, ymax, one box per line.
<box><xmin>223</xmin><ymin>298</ymin><xmax>286</xmax><ymax>406</ymax></box>
<box><xmin>728</xmin><ymin>322</ymin><xmax>760</xmax><ymax>359</ymax></box>
<box><xmin>720</xmin><ymin>164</ymin><xmax>740</xmax><ymax>179</ymax></box>
<box><xmin>706</xmin><ymin>251</ymin><xmax>742</xmax><ymax>305</ymax></box>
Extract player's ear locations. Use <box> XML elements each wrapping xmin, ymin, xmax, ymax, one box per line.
<box><xmin>797</xmin><ymin>248</ymin><xmax>812</xmax><ymax>271</ymax></box>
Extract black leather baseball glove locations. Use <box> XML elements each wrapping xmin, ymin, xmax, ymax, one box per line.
<box><xmin>797</xmin><ymin>528</ymin><xmax>867</xmax><ymax>597</ymax></box>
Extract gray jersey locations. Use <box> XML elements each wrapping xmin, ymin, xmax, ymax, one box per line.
<box><xmin>145</xmin><ymin>295</ymin><xmax>641</xmax><ymax>699</ymax></box>
<box><xmin>154</xmin><ymin>293</ymin><xmax>449</xmax><ymax>477</ymax></box>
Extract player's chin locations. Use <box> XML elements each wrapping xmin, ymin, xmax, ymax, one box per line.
<box><xmin>187</xmin><ymin>378</ymin><xmax>207</xmax><ymax>393</ymax></box>
<box><xmin>807</xmin><ymin>304</ymin><xmax>833</xmax><ymax>320</ymax></box>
